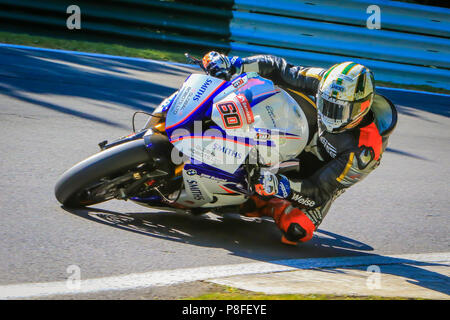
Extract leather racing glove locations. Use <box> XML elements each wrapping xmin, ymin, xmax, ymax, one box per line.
<box><xmin>254</xmin><ymin>171</ymin><xmax>318</xmax><ymax>210</ymax></box>
<box><xmin>254</xmin><ymin>171</ymin><xmax>291</xmax><ymax>199</ymax></box>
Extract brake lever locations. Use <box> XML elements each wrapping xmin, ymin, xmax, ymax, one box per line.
<box><xmin>184</xmin><ymin>53</ymin><xmax>208</xmax><ymax>73</ymax></box>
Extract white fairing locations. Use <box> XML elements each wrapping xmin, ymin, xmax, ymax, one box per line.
<box><xmin>210</xmin><ymin>73</ymin><xmax>308</xmax><ymax>169</ymax></box>
<box><xmin>248</xmin><ymin>89</ymin><xmax>308</xmax><ymax>164</ymax></box>
<box><xmin>164</xmin><ymin>73</ymin><xmax>309</xmax><ymax>209</ymax></box>
<box><xmin>166</xmin><ymin>74</ymin><xmax>225</xmax><ymax>130</ymax></box>
<box><xmin>179</xmin><ymin>169</ymin><xmax>246</xmax><ymax>208</ymax></box>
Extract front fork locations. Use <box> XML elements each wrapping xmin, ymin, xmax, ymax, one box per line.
<box><xmin>98</xmin><ymin>110</ymin><xmax>167</xmax><ymax>150</ymax></box>
<box><xmin>97</xmin><ymin>110</ymin><xmax>184</xmax><ymax>197</ymax></box>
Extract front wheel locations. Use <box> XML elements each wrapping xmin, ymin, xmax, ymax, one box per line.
<box><xmin>55</xmin><ymin>139</ymin><xmax>151</xmax><ymax>207</ymax></box>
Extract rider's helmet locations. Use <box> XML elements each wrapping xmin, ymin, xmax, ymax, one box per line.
<box><xmin>202</xmin><ymin>51</ymin><xmax>232</xmax><ymax>78</ymax></box>
<box><xmin>316</xmin><ymin>62</ymin><xmax>375</xmax><ymax>134</ymax></box>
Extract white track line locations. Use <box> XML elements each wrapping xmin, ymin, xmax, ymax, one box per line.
<box><xmin>0</xmin><ymin>252</ymin><xmax>448</xmax><ymax>299</ymax></box>
<box><xmin>0</xmin><ymin>43</ymin><xmax>448</xmax><ymax>97</ymax></box>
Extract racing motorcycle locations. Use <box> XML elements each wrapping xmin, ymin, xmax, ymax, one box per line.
<box><xmin>55</xmin><ymin>54</ymin><xmax>314</xmax><ymax>215</ymax></box>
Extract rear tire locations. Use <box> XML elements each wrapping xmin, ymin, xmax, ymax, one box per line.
<box><xmin>55</xmin><ymin>139</ymin><xmax>151</xmax><ymax>207</ymax></box>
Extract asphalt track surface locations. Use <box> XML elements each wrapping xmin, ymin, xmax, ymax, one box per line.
<box><xmin>0</xmin><ymin>46</ymin><xmax>448</xmax><ymax>289</ymax></box>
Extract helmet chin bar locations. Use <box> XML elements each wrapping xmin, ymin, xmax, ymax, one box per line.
<box><xmin>344</xmin><ymin>113</ymin><xmax>365</xmax><ymax>130</ymax></box>
<box><xmin>318</xmin><ymin>112</ymin><xmax>356</xmax><ymax>134</ymax></box>
<box><xmin>318</xmin><ymin>109</ymin><xmax>367</xmax><ymax>134</ymax></box>
<box><xmin>317</xmin><ymin>90</ymin><xmax>373</xmax><ymax>134</ymax></box>
<box><xmin>317</xmin><ymin>104</ymin><xmax>348</xmax><ymax>134</ymax></box>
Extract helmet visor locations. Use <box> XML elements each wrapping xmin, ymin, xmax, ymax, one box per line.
<box><xmin>317</xmin><ymin>95</ymin><xmax>351</xmax><ymax>132</ymax></box>
<box><xmin>317</xmin><ymin>98</ymin><xmax>350</xmax><ymax>121</ymax></box>
<box><xmin>317</xmin><ymin>93</ymin><xmax>372</xmax><ymax>133</ymax></box>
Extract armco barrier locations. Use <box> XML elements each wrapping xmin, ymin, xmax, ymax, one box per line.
<box><xmin>0</xmin><ymin>0</ymin><xmax>232</xmax><ymax>50</ymax></box>
<box><xmin>233</xmin><ymin>0</ymin><xmax>450</xmax><ymax>37</ymax></box>
<box><xmin>230</xmin><ymin>0</ymin><xmax>450</xmax><ymax>89</ymax></box>
<box><xmin>0</xmin><ymin>0</ymin><xmax>448</xmax><ymax>89</ymax></box>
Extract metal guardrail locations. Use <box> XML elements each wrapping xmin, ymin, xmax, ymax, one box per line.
<box><xmin>233</xmin><ymin>0</ymin><xmax>450</xmax><ymax>37</ymax></box>
<box><xmin>230</xmin><ymin>0</ymin><xmax>450</xmax><ymax>89</ymax></box>
<box><xmin>0</xmin><ymin>0</ymin><xmax>232</xmax><ymax>50</ymax></box>
<box><xmin>0</xmin><ymin>0</ymin><xmax>448</xmax><ymax>89</ymax></box>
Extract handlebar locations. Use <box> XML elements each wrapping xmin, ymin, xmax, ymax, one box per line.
<box><xmin>184</xmin><ymin>53</ymin><xmax>208</xmax><ymax>73</ymax></box>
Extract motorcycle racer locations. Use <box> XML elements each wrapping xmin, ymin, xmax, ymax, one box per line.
<box><xmin>202</xmin><ymin>51</ymin><xmax>398</xmax><ymax>245</ymax></box>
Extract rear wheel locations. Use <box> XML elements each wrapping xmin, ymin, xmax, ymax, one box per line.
<box><xmin>55</xmin><ymin>139</ymin><xmax>151</xmax><ymax>207</ymax></box>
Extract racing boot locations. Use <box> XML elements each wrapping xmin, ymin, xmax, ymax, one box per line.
<box><xmin>240</xmin><ymin>196</ymin><xmax>269</xmax><ymax>218</ymax></box>
<box><xmin>241</xmin><ymin>197</ymin><xmax>315</xmax><ymax>245</ymax></box>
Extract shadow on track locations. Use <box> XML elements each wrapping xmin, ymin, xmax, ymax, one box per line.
<box><xmin>62</xmin><ymin>206</ymin><xmax>373</xmax><ymax>261</ymax></box>
<box><xmin>0</xmin><ymin>47</ymin><xmax>195</xmax><ymax>127</ymax></box>
<box><xmin>62</xmin><ymin>205</ymin><xmax>449</xmax><ymax>296</ymax></box>
<box><xmin>385</xmin><ymin>147</ymin><xmax>430</xmax><ymax>161</ymax></box>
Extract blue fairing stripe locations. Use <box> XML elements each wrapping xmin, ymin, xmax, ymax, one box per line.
<box><xmin>165</xmin><ymin>80</ymin><xmax>227</xmax><ymax>132</ymax></box>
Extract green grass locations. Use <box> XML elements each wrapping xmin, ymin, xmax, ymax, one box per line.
<box><xmin>0</xmin><ymin>30</ymin><xmax>448</xmax><ymax>94</ymax></box>
<box><xmin>0</xmin><ymin>30</ymin><xmax>197</xmax><ymax>63</ymax></box>
<box><xmin>184</xmin><ymin>285</ymin><xmax>419</xmax><ymax>300</ymax></box>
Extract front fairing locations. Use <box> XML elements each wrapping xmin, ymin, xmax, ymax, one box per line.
<box><xmin>165</xmin><ymin>72</ymin><xmax>308</xmax><ymax>174</ymax></box>
<box><xmin>165</xmin><ymin>75</ymin><xmax>227</xmax><ymax>136</ymax></box>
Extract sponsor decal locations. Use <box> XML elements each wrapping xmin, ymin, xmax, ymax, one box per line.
<box><xmin>191</xmin><ymin>144</ymin><xmax>215</xmax><ymax>163</ymax></box>
<box><xmin>185</xmin><ymin>168</ymin><xmax>227</xmax><ymax>183</ymax></box>
<box><xmin>319</xmin><ymin>136</ymin><xmax>337</xmax><ymax>158</ymax></box>
<box><xmin>186</xmin><ymin>179</ymin><xmax>205</xmax><ymax>201</ymax></box>
<box><xmin>265</xmin><ymin>105</ymin><xmax>277</xmax><ymax>127</ymax></box>
<box><xmin>186</xmin><ymin>169</ymin><xmax>197</xmax><ymax>176</ymax></box>
<box><xmin>331</xmin><ymin>83</ymin><xmax>344</xmax><ymax>92</ymax></box>
<box><xmin>236</xmin><ymin>94</ymin><xmax>254</xmax><ymax>124</ymax></box>
<box><xmin>199</xmin><ymin>173</ymin><xmax>227</xmax><ymax>183</ymax></box>
<box><xmin>216</xmin><ymin>101</ymin><xmax>243</xmax><ymax>129</ymax></box>
<box><xmin>340</xmin><ymin>74</ymin><xmax>355</xmax><ymax>82</ymax></box>
<box><xmin>232</xmin><ymin>78</ymin><xmax>245</xmax><ymax>89</ymax></box>
<box><xmin>278</xmin><ymin>181</ymin><xmax>289</xmax><ymax>198</ymax></box>
<box><xmin>172</xmin><ymin>86</ymin><xmax>194</xmax><ymax>115</ymax></box>
<box><xmin>212</xmin><ymin>142</ymin><xmax>242</xmax><ymax>159</ymax></box>
<box><xmin>276</xmin><ymin>174</ymin><xmax>291</xmax><ymax>198</ymax></box>
<box><xmin>291</xmin><ymin>193</ymin><xmax>316</xmax><ymax>208</ymax></box>
<box><xmin>255</xmin><ymin>132</ymin><xmax>270</xmax><ymax>140</ymax></box>
<box><xmin>262</xmin><ymin>172</ymin><xmax>277</xmax><ymax>196</ymax></box>
<box><xmin>193</xmin><ymin>79</ymin><xmax>213</xmax><ymax>101</ymax></box>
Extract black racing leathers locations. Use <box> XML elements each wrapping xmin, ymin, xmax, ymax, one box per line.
<box><xmin>240</xmin><ymin>55</ymin><xmax>395</xmax><ymax>227</ymax></box>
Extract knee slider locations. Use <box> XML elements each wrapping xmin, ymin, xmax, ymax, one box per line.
<box><xmin>285</xmin><ymin>223</ymin><xmax>307</xmax><ymax>242</ymax></box>
<box><xmin>279</xmin><ymin>207</ymin><xmax>315</xmax><ymax>242</ymax></box>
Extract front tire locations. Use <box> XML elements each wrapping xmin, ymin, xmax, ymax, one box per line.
<box><xmin>55</xmin><ymin>139</ymin><xmax>151</xmax><ymax>207</ymax></box>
